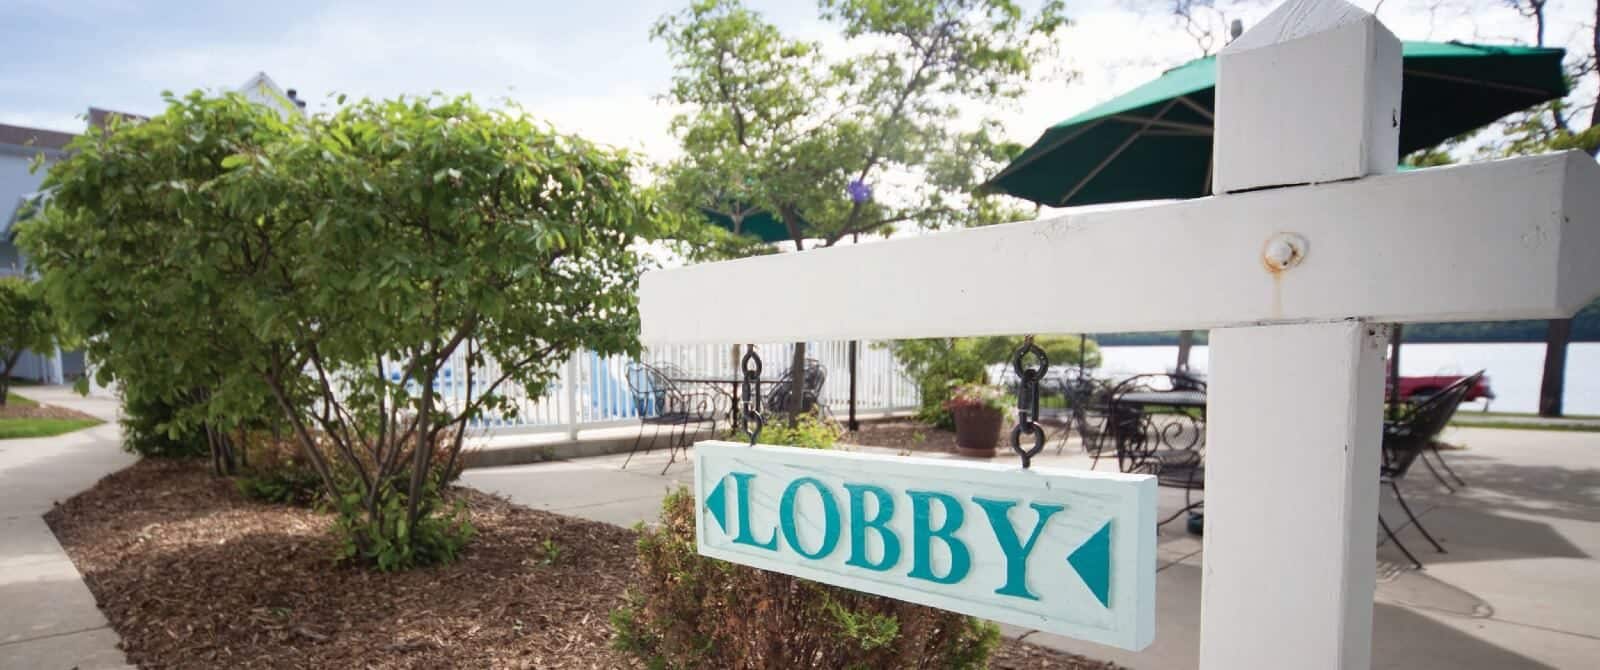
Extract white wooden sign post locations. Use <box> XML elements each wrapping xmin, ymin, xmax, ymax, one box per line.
<box><xmin>637</xmin><ymin>0</ymin><xmax>1600</xmax><ymax>667</ymax></box>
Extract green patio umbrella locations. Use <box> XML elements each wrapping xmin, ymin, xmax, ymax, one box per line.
<box><xmin>700</xmin><ymin>207</ymin><xmax>809</xmax><ymax>244</ymax></box>
<box><xmin>986</xmin><ymin>41</ymin><xmax>1568</xmax><ymax>207</ymax></box>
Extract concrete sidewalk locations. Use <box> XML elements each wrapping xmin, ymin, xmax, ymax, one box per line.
<box><xmin>0</xmin><ymin>386</ymin><xmax>134</xmax><ymax>669</ymax></box>
<box><xmin>461</xmin><ymin>426</ymin><xmax>1600</xmax><ymax>669</ymax></box>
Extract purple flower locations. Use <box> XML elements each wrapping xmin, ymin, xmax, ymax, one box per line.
<box><xmin>847</xmin><ymin>179</ymin><xmax>872</xmax><ymax>204</ymax></box>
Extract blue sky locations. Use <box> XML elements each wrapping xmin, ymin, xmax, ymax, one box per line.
<box><xmin>2</xmin><ymin>0</ymin><xmax>1592</xmax><ymax>162</ymax></box>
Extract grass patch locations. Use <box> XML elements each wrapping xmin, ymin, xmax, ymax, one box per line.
<box><xmin>4</xmin><ymin>392</ymin><xmax>39</xmax><ymax>407</ymax></box>
<box><xmin>1465</xmin><ymin>410</ymin><xmax>1600</xmax><ymax>420</ymax></box>
<box><xmin>0</xmin><ymin>417</ymin><xmax>103</xmax><ymax>439</ymax></box>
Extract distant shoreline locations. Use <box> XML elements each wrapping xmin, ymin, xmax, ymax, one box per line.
<box><xmin>1094</xmin><ymin>333</ymin><xmax>1600</xmax><ymax>347</ymax></box>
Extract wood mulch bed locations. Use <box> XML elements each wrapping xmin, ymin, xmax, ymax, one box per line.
<box><xmin>839</xmin><ymin>419</ymin><xmax>972</xmax><ymax>454</ymax></box>
<box><xmin>48</xmin><ymin>459</ymin><xmax>1118</xmax><ymax>669</ymax></box>
<box><xmin>838</xmin><ymin>419</ymin><xmax>1054</xmax><ymax>458</ymax></box>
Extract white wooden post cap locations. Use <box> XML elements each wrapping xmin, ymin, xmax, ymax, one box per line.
<box><xmin>1213</xmin><ymin>0</ymin><xmax>1402</xmax><ymax>193</ymax></box>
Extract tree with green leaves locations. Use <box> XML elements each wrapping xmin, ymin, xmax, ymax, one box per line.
<box><xmin>0</xmin><ymin>276</ymin><xmax>57</xmax><ymax>406</ymax></box>
<box><xmin>653</xmin><ymin>0</ymin><xmax>1068</xmax><ymax>418</ymax></box>
<box><xmin>24</xmin><ymin>91</ymin><xmax>667</xmax><ymax>568</ymax></box>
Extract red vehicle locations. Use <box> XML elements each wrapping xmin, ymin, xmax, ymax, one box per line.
<box><xmin>1389</xmin><ymin>373</ymin><xmax>1495</xmax><ymax>405</ymax></box>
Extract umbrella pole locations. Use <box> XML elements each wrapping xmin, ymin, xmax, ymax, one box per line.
<box><xmin>1079</xmin><ymin>333</ymin><xmax>1086</xmax><ymax>379</ymax></box>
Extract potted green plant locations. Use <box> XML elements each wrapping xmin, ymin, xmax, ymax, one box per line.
<box><xmin>944</xmin><ymin>383</ymin><xmax>1013</xmax><ymax>458</ymax></box>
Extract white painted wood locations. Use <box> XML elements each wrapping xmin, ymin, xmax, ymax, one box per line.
<box><xmin>640</xmin><ymin>151</ymin><xmax>1600</xmax><ymax>345</ymax></box>
<box><xmin>693</xmin><ymin>441</ymin><xmax>1158</xmax><ymax>651</ymax></box>
<box><xmin>1203</xmin><ymin>6</ymin><xmax>1389</xmax><ymax>668</ymax></box>
<box><xmin>1214</xmin><ymin>0</ymin><xmax>1401</xmax><ymax>193</ymax></box>
<box><xmin>1200</xmin><ymin>321</ymin><xmax>1386</xmax><ymax>669</ymax></box>
<box><xmin>1561</xmin><ymin>154</ymin><xmax>1600</xmax><ymax>311</ymax></box>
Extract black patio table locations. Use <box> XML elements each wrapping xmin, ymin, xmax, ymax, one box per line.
<box><xmin>1114</xmin><ymin>389</ymin><xmax>1207</xmax><ymax>409</ymax></box>
<box><xmin>1120</xmin><ymin>388</ymin><xmax>1203</xmax><ymax>409</ymax></box>
<box><xmin>669</xmin><ymin>375</ymin><xmax>788</xmax><ymax>430</ymax></box>
<box><xmin>1108</xmin><ymin>387</ymin><xmax>1208</xmax><ymax>534</ymax></box>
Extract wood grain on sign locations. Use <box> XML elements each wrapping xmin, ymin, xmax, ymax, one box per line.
<box><xmin>692</xmin><ymin>441</ymin><xmax>1158</xmax><ymax>651</ymax></box>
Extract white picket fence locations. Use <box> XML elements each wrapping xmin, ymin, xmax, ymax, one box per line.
<box><xmin>422</xmin><ymin>340</ymin><xmax>917</xmax><ymax>435</ymax></box>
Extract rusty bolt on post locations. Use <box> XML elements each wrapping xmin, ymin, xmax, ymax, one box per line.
<box><xmin>1262</xmin><ymin>232</ymin><xmax>1309</xmax><ymax>273</ymax></box>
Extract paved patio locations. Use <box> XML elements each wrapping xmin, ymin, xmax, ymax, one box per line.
<box><xmin>461</xmin><ymin>425</ymin><xmax>1600</xmax><ymax>669</ymax></box>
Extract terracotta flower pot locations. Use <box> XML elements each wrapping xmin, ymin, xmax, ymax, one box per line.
<box><xmin>951</xmin><ymin>405</ymin><xmax>1004</xmax><ymax>458</ymax></box>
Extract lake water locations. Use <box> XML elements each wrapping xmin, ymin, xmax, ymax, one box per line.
<box><xmin>1098</xmin><ymin>342</ymin><xmax>1600</xmax><ymax>415</ymax></box>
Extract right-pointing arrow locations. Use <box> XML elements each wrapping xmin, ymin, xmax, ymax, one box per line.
<box><xmin>1068</xmin><ymin>521</ymin><xmax>1112</xmax><ymax>608</ymax></box>
<box><xmin>704</xmin><ymin>476</ymin><xmax>728</xmax><ymax>534</ymax></box>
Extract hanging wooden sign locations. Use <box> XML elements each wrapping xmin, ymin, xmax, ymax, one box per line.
<box><xmin>693</xmin><ymin>441</ymin><xmax>1158</xmax><ymax>651</ymax></box>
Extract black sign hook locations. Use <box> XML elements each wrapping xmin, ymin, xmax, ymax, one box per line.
<box><xmin>741</xmin><ymin>345</ymin><xmax>764</xmax><ymax>446</ymax></box>
<box><xmin>1010</xmin><ymin>336</ymin><xmax>1049</xmax><ymax>468</ymax></box>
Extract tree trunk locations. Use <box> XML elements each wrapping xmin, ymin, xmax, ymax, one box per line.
<box><xmin>0</xmin><ymin>352</ymin><xmax>20</xmax><ymax>406</ymax></box>
<box><xmin>787</xmin><ymin>342</ymin><xmax>807</xmax><ymax>428</ymax></box>
<box><xmin>847</xmin><ymin>340</ymin><xmax>859</xmax><ymax>432</ymax></box>
<box><xmin>1176</xmin><ymin>330</ymin><xmax>1194</xmax><ymax>370</ymax></box>
<box><xmin>1388</xmin><ymin>324</ymin><xmax>1402</xmax><ymax>418</ymax></box>
<box><xmin>406</xmin><ymin>363</ymin><xmax>438</xmax><ymax>528</ymax></box>
<box><xmin>1539</xmin><ymin>318</ymin><xmax>1571</xmax><ymax>417</ymax></box>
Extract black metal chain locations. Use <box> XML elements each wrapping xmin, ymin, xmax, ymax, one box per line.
<box><xmin>741</xmin><ymin>345</ymin><xmax>764</xmax><ymax>446</ymax></box>
<box><xmin>1010</xmin><ymin>336</ymin><xmax>1048</xmax><ymax>469</ymax></box>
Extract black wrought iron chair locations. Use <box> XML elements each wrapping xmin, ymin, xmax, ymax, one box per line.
<box><xmin>1169</xmin><ymin>366</ymin><xmax>1207</xmax><ymax>392</ymax></box>
<box><xmin>1410</xmin><ymin>371</ymin><xmax>1483</xmax><ymax>493</ymax></box>
<box><xmin>1104</xmin><ymin>373</ymin><xmax>1207</xmax><ymax>527</ymax></box>
<box><xmin>1058</xmin><ymin>373</ymin><xmax>1113</xmax><ymax>458</ymax></box>
<box><xmin>622</xmin><ymin>362</ymin><xmax>716</xmax><ymax>474</ymax></box>
<box><xmin>766</xmin><ymin>358</ymin><xmax>828</xmax><ymax>418</ymax></box>
<box><xmin>1379</xmin><ymin>373</ymin><xmax>1475</xmax><ymax>568</ymax></box>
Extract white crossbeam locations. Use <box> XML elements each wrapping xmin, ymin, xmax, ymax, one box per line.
<box><xmin>641</xmin><ymin>152</ymin><xmax>1600</xmax><ymax>345</ymax></box>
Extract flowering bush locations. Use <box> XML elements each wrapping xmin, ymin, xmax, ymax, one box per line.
<box><xmin>942</xmin><ymin>383</ymin><xmax>1013</xmax><ymax>413</ymax></box>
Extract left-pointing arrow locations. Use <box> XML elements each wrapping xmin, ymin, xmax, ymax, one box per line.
<box><xmin>1067</xmin><ymin>521</ymin><xmax>1112</xmax><ymax>608</ymax></box>
<box><xmin>704</xmin><ymin>476</ymin><xmax>728</xmax><ymax>533</ymax></box>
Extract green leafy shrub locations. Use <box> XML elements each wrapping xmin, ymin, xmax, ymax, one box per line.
<box><xmin>26</xmin><ymin>90</ymin><xmax>664</xmax><ymax>571</ymax></box>
<box><xmin>890</xmin><ymin>339</ymin><xmax>988</xmax><ymax>430</ymax></box>
<box><xmin>233</xmin><ymin>432</ymin><xmax>322</xmax><ymax>505</ymax></box>
<box><xmin>234</xmin><ymin>430</ymin><xmax>467</xmax><ymax>513</ymax></box>
<box><xmin>119</xmin><ymin>382</ymin><xmax>209</xmax><ymax>459</ymax></box>
<box><xmin>332</xmin><ymin>475</ymin><xmax>475</xmax><ymax>572</ymax></box>
<box><xmin>943</xmin><ymin>382</ymin><xmax>1014</xmax><ymax>414</ymax></box>
<box><xmin>611</xmin><ymin>487</ymin><xmax>999</xmax><ymax>669</ymax></box>
<box><xmin>755</xmin><ymin>412</ymin><xmax>842</xmax><ymax>450</ymax></box>
<box><xmin>236</xmin><ymin>468</ymin><xmax>325</xmax><ymax>506</ymax></box>
<box><xmin>892</xmin><ymin>335</ymin><xmax>1100</xmax><ymax>430</ymax></box>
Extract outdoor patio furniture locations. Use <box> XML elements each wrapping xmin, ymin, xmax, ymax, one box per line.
<box><xmin>1058</xmin><ymin>373</ymin><xmax>1112</xmax><ymax>456</ymax></box>
<box><xmin>1409</xmin><ymin>371</ymin><xmax>1485</xmax><ymax>493</ymax></box>
<box><xmin>1379</xmin><ymin>371</ymin><xmax>1477</xmax><ymax>568</ymax></box>
<box><xmin>1104</xmin><ymin>374</ymin><xmax>1208</xmax><ymax>527</ymax></box>
<box><xmin>765</xmin><ymin>358</ymin><xmax>828</xmax><ymax>418</ymax></box>
<box><xmin>622</xmin><ymin>362</ymin><xmax>718</xmax><ymax>474</ymax></box>
<box><xmin>1169</xmin><ymin>367</ymin><xmax>1206</xmax><ymax>392</ymax></box>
